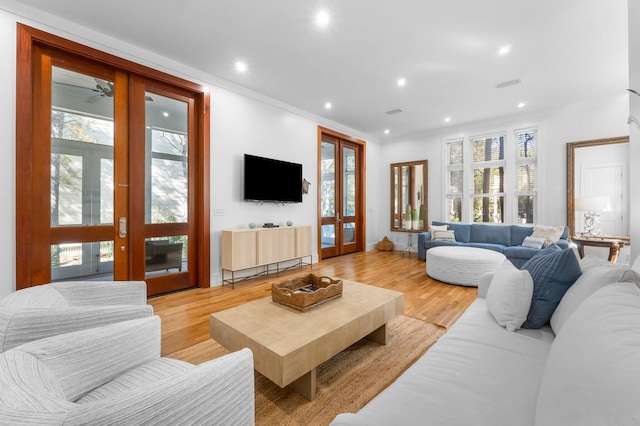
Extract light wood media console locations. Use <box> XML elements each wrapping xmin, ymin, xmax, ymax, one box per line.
<box><xmin>221</xmin><ymin>225</ymin><xmax>312</xmax><ymax>288</ymax></box>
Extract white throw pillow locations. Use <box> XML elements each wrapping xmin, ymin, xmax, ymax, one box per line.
<box><xmin>531</xmin><ymin>225</ymin><xmax>565</xmax><ymax>244</ymax></box>
<box><xmin>433</xmin><ymin>230</ymin><xmax>456</xmax><ymax>242</ymax></box>
<box><xmin>535</xmin><ymin>282</ymin><xmax>640</xmax><ymax>426</ymax></box>
<box><xmin>486</xmin><ymin>261</ymin><xmax>534</xmax><ymax>332</ymax></box>
<box><xmin>578</xmin><ymin>254</ymin><xmax>620</xmax><ymax>272</ymax></box>
<box><xmin>550</xmin><ymin>261</ymin><xmax>627</xmax><ymax>335</ymax></box>
<box><xmin>521</xmin><ymin>236</ymin><xmax>546</xmax><ymax>249</ymax></box>
<box><xmin>429</xmin><ymin>224</ymin><xmax>448</xmax><ymax>240</ymax></box>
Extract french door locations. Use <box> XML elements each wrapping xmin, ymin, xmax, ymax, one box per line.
<box><xmin>318</xmin><ymin>128</ymin><xmax>365</xmax><ymax>259</ymax></box>
<box><xmin>16</xmin><ymin>25</ymin><xmax>210</xmax><ymax>296</ymax></box>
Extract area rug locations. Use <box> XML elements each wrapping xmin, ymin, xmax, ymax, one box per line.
<box><xmin>167</xmin><ymin>314</ymin><xmax>445</xmax><ymax>426</ymax></box>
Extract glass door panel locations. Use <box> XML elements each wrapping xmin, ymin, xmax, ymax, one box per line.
<box><xmin>145</xmin><ymin>236</ymin><xmax>187</xmax><ymax>276</ymax></box>
<box><xmin>320</xmin><ymin>140</ymin><xmax>338</xmax><ymax>257</ymax></box>
<box><xmin>144</xmin><ymin>92</ymin><xmax>189</xmax><ymax>277</ymax></box>
<box><xmin>341</xmin><ymin>146</ymin><xmax>358</xmax><ymax>254</ymax></box>
<box><xmin>321</xmin><ymin>224</ymin><xmax>336</xmax><ymax>248</ymax></box>
<box><xmin>50</xmin><ymin>66</ymin><xmax>116</xmax><ymax>280</ymax></box>
<box><xmin>51</xmin><ymin>241</ymin><xmax>114</xmax><ymax>280</ymax></box>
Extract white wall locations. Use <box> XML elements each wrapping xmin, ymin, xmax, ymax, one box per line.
<box><xmin>0</xmin><ymin>12</ymin><xmax>16</xmax><ymax>301</ymax></box>
<box><xmin>379</xmin><ymin>93</ymin><xmax>630</xmax><ymax>250</ymax></box>
<box><xmin>542</xmin><ymin>93</ymin><xmax>629</xmax><ymax>224</ymax></box>
<box><xmin>0</xmin><ymin>6</ymin><xmax>381</xmax><ymax>298</ymax></box>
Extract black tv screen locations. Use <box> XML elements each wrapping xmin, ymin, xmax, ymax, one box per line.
<box><xmin>244</xmin><ymin>154</ymin><xmax>303</xmax><ymax>203</ymax></box>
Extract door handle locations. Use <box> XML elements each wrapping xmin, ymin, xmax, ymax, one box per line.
<box><xmin>336</xmin><ymin>213</ymin><xmax>341</xmax><ymax>223</ymax></box>
<box><xmin>119</xmin><ymin>217</ymin><xmax>127</xmax><ymax>238</ymax></box>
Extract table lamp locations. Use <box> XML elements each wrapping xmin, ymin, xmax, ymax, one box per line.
<box><xmin>575</xmin><ymin>196</ymin><xmax>611</xmax><ymax>235</ymax></box>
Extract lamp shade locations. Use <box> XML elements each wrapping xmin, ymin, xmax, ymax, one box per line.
<box><xmin>575</xmin><ymin>196</ymin><xmax>612</xmax><ymax>212</ymax></box>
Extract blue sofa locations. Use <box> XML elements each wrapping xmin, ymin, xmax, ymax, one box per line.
<box><xmin>417</xmin><ymin>221</ymin><xmax>570</xmax><ymax>268</ymax></box>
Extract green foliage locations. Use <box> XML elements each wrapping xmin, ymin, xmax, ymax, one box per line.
<box><xmin>152</xmin><ymin>204</ymin><xmax>178</xmax><ymax>224</ymax></box>
<box><xmin>51</xmin><ymin>246</ymin><xmax>62</xmax><ymax>267</ymax></box>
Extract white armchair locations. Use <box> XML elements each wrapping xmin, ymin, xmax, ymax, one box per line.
<box><xmin>0</xmin><ymin>281</ymin><xmax>153</xmax><ymax>352</ymax></box>
<box><xmin>0</xmin><ymin>316</ymin><xmax>255</xmax><ymax>425</ymax></box>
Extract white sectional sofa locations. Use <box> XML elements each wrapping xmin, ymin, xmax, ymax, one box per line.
<box><xmin>332</xmin><ymin>256</ymin><xmax>640</xmax><ymax>426</ymax></box>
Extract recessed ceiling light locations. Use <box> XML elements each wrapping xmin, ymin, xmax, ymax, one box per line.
<box><xmin>518</xmin><ymin>102</ymin><xmax>527</xmax><ymax>108</ymax></box>
<box><xmin>235</xmin><ymin>61</ymin><xmax>247</xmax><ymax>73</ymax></box>
<box><xmin>397</xmin><ymin>78</ymin><xmax>406</xmax><ymax>87</ymax></box>
<box><xmin>444</xmin><ymin>117</ymin><xmax>451</xmax><ymax>123</ymax></box>
<box><xmin>316</xmin><ymin>10</ymin><xmax>330</xmax><ymax>27</ymax></box>
<box><xmin>384</xmin><ymin>129</ymin><xmax>390</xmax><ymax>134</ymax></box>
<box><xmin>162</xmin><ymin>112</ymin><xmax>169</xmax><ymax>117</ymax></box>
<box><xmin>325</xmin><ymin>102</ymin><xmax>332</xmax><ymax>110</ymax></box>
<box><xmin>498</xmin><ymin>45</ymin><xmax>511</xmax><ymax>55</ymax></box>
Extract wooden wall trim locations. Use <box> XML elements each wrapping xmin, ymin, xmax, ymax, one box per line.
<box><xmin>15</xmin><ymin>24</ymin><xmax>34</xmax><ymax>287</ymax></box>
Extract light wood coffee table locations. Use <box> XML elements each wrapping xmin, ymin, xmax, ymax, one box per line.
<box><xmin>210</xmin><ymin>279</ymin><xmax>404</xmax><ymax>400</ymax></box>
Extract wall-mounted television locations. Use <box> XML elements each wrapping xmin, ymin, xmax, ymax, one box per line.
<box><xmin>244</xmin><ymin>154</ymin><xmax>303</xmax><ymax>203</ymax></box>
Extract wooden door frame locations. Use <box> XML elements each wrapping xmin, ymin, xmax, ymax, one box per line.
<box><xmin>15</xmin><ymin>24</ymin><xmax>210</xmax><ymax>289</ymax></box>
<box><xmin>317</xmin><ymin>126</ymin><xmax>366</xmax><ymax>260</ymax></box>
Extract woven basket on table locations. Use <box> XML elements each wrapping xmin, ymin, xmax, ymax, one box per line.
<box><xmin>272</xmin><ymin>274</ymin><xmax>343</xmax><ymax>312</ymax></box>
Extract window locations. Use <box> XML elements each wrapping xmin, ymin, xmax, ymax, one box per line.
<box><xmin>445</xmin><ymin>139</ymin><xmax>463</xmax><ymax>222</ymax></box>
<box><xmin>472</xmin><ymin>134</ymin><xmax>505</xmax><ymax>223</ymax></box>
<box><xmin>515</xmin><ymin>129</ymin><xmax>537</xmax><ymax>224</ymax></box>
<box><xmin>444</xmin><ymin>126</ymin><xmax>538</xmax><ymax>224</ymax></box>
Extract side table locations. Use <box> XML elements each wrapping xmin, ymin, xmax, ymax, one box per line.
<box><xmin>401</xmin><ymin>232</ymin><xmax>417</xmax><ymax>256</ymax></box>
<box><xmin>570</xmin><ymin>236</ymin><xmax>628</xmax><ymax>263</ymax></box>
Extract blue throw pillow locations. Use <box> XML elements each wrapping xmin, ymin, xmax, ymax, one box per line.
<box><xmin>521</xmin><ymin>244</ymin><xmax>582</xmax><ymax>329</ymax></box>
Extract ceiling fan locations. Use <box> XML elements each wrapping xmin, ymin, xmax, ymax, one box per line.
<box><xmin>86</xmin><ymin>78</ymin><xmax>154</xmax><ymax>103</ymax></box>
<box><xmin>85</xmin><ymin>78</ymin><xmax>114</xmax><ymax>103</ymax></box>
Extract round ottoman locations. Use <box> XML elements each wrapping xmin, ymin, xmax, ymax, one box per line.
<box><xmin>426</xmin><ymin>246</ymin><xmax>506</xmax><ymax>287</ymax></box>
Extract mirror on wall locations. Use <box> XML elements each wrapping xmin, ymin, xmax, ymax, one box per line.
<box><xmin>390</xmin><ymin>160</ymin><xmax>428</xmax><ymax>232</ymax></box>
<box><xmin>567</xmin><ymin>136</ymin><xmax>629</xmax><ymax>240</ymax></box>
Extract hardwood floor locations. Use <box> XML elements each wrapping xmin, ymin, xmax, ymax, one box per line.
<box><xmin>149</xmin><ymin>250</ymin><xmax>478</xmax><ymax>355</ymax></box>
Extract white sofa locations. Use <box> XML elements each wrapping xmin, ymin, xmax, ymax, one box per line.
<box><xmin>332</xmin><ymin>256</ymin><xmax>640</xmax><ymax>426</ymax></box>
<box><xmin>0</xmin><ymin>316</ymin><xmax>255</xmax><ymax>425</ymax></box>
<box><xmin>0</xmin><ymin>281</ymin><xmax>153</xmax><ymax>352</ymax></box>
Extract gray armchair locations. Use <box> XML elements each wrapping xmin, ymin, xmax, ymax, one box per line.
<box><xmin>0</xmin><ymin>281</ymin><xmax>153</xmax><ymax>352</ymax></box>
<box><xmin>0</xmin><ymin>316</ymin><xmax>255</xmax><ymax>425</ymax></box>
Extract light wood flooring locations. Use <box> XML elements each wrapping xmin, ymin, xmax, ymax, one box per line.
<box><xmin>149</xmin><ymin>250</ymin><xmax>478</xmax><ymax>356</ymax></box>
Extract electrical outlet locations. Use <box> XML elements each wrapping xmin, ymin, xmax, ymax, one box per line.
<box><xmin>213</xmin><ymin>208</ymin><xmax>224</xmax><ymax>216</ymax></box>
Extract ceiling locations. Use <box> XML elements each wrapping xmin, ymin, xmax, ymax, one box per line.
<box><xmin>10</xmin><ymin>0</ymin><xmax>630</xmax><ymax>141</ymax></box>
